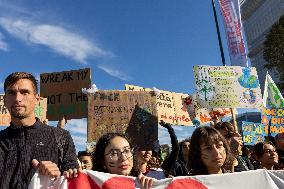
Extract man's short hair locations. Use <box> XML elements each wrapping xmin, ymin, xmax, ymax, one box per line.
<box><xmin>4</xmin><ymin>72</ymin><xmax>38</xmax><ymax>94</ymax></box>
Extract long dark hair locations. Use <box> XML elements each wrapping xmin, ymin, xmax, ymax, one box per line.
<box><xmin>178</xmin><ymin>138</ymin><xmax>191</xmax><ymax>162</ymax></box>
<box><xmin>93</xmin><ymin>132</ymin><xmax>139</xmax><ymax>176</ymax></box>
<box><xmin>188</xmin><ymin>126</ymin><xmax>233</xmax><ymax>175</ymax></box>
<box><xmin>252</xmin><ymin>141</ymin><xmax>277</xmax><ymax>169</ymax></box>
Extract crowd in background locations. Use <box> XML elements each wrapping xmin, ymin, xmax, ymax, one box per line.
<box><xmin>73</xmin><ymin>118</ymin><xmax>284</xmax><ymax>188</ymax></box>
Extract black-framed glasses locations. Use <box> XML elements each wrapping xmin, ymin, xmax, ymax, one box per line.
<box><xmin>104</xmin><ymin>147</ymin><xmax>134</xmax><ymax>160</ymax></box>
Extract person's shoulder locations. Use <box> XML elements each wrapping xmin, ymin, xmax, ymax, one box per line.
<box><xmin>0</xmin><ymin>127</ymin><xmax>10</xmax><ymax>138</ymax></box>
<box><xmin>44</xmin><ymin>124</ymin><xmax>70</xmax><ymax>135</ymax></box>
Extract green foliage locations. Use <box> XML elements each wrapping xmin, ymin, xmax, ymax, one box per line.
<box><xmin>263</xmin><ymin>14</ymin><xmax>284</xmax><ymax>90</ymax></box>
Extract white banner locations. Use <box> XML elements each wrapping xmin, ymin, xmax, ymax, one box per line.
<box><xmin>29</xmin><ymin>169</ymin><xmax>284</xmax><ymax>189</ymax></box>
<box><xmin>219</xmin><ymin>0</ymin><xmax>248</xmax><ymax>67</ymax></box>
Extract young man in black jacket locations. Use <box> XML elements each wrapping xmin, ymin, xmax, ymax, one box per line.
<box><xmin>0</xmin><ymin>72</ymin><xmax>79</xmax><ymax>189</ymax></box>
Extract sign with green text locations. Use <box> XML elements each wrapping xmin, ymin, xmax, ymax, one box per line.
<box><xmin>193</xmin><ymin>66</ymin><xmax>262</xmax><ymax>108</ymax></box>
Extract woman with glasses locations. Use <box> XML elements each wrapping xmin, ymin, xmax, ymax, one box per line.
<box><xmin>188</xmin><ymin>126</ymin><xmax>233</xmax><ymax>175</ymax></box>
<box><xmin>93</xmin><ymin>132</ymin><xmax>153</xmax><ymax>189</ymax></box>
<box><xmin>252</xmin><ymin>141</ymin><xmax>279</xmax><ymax>170</ymax></box>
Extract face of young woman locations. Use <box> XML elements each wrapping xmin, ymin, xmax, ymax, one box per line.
<box><xmin>104</xmin><ymin>136</ymin><xmax>134</xmax><ymax>176</ymax></box>
<box><xmin>200</xmin><ymin>140</ymin><xmax>227</xmax><ymax>173</ymax></box>
<box><xmin>182</xmin><ymin>141</ymin><xmax>190</xmax><ymax>157</ymax></box>
<box><xmin>137</xmin><ymin>150</ymin><xmax>152</xmax><ymax>163</ymax></box>
<box><xmin>259</xmin><ymin>144</ymin><xmax>278</xmax><ymax>168</ymax></box>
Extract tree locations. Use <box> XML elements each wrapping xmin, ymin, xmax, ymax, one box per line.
<box><xmin>263</xmin><ymin>14</ymin><xmax>284</xmax><ymax>90</ymax></box>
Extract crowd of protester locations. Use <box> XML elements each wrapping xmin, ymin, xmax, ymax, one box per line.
<box><xmin>75</xmin><ymin>120</ymin><xmax>284</xmax><ymax>189</ymax></box>
<box><xmin>1</xmin><ymin>72</ymin><xmax>284</xmax><ymax>189</ymax></box>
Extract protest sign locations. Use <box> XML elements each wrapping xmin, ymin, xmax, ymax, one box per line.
<box><xmin>0</xmin><ymin>94</ymin><xmax>11</xmax><ymax>126</ymax></box>
<box><xmin>0</xmin><ymin>95</ymin><xmax>47</xmax><ymax>126</ymax></box>
<box><xmin>262</xmin><ymin>108</ymin><xmax>284</xmax><ymax>137</ymax></box>
<box><xmin>183</xmin><ymin>94</ymin><xmax>231</xmax><ymax>126</ymax></box>
<box><xmin>87</xmin><ymin>90</ymin><xmax>158</xmax><ymax>149</ymax></box>
<box><xmin>194</xmin><ymin>66</ymin><xmax>262</xmax><ymax>108</ymax></box>
<box><xmin>35</xmin><ymin>97</ymin><xmax>47</xmax><ymax>122</ymax></box>
<box><xmin>125</xmin><ymin>84</ymin><xmax>192</xmax><ymax>126</ymax></box>
<box><xmin>40</xmin><ymin>68</ymin><xmax>91</xmax><ymax>121</ymax></box>
<box><xmin>242</xmin><ymin>121</ymin><xmax>265</xmax><ymax>145</ymax></box>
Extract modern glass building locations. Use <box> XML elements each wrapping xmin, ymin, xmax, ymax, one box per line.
<box><xmin>240</xmin><ymin>0</ymin><xmax>284</xmax><ymax>92</ymax></box>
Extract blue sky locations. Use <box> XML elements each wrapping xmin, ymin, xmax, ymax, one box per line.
<box><xmin>0</xmin><ymin>0</ymin><xmax>234</xmax><ymax>151</ymax></box>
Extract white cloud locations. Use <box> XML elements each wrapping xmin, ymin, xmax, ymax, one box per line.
<box><xmin>98</xmin><ymin>64</ymin><xmax>132</xmax><ymax>81</ymax></box>
<box><xmin>0</xmin><ymin>32</ymin><xmax>8</xmax><ymax>51</ymax></box>
<box><xmin>0</xmin><ymin>17</ymin><xmax>112</xmax><ymax>63</ymax></box>
<box><xmin>65</xmin><ymin>118</ymin><xmax>87</xmax><ymax>135</ymax></box>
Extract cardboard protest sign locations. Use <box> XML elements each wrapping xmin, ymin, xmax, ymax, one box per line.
<box><xmin>125</xmin><ymin>84</ymin><xmax>176</xmax><ymax>124</ymax></box>
<box><xmin>40</xmin><ymin>68</ymin><xmax>91</xmax><ymax>121</ymax></box>
<box><xmin>0</xmin><ymin>94</ymin><xmax>11</xmax><ymax>126</ymax></box>
<box><xmin>262</xmin><ymin>108</ymin><xmax>284</xmax><ymax>137</ymax></box>
<box><xmin>172</xmin><ymin>93</ymin><xmax>192</xmax><ymax>125</ymax></box>
<box><xmin>0</xmin><ymin>95</ymin><xmax>47</xmax><ymax>126</ymax></box>
<box><xmin>125</xmin><ymin>84</ymin><xmax>193</xmax><ymax>126</ymax></box>
<box><xmin>35</xmin><ymin>97</ymin><xmax>48</xmax><ymax>122</ymax></box>
<box><xmin>87</xmin><ymin>90</ymin><xmax>158</xmax><ymax>149</ymax></box>
<box><xmin>193</xmin><ymin>66</ymin><xmax>262</xmax><ymax>108</ymax></box>
<box><xmin>182</xmin><ymin>94</ymin><xmax>231</xmax><ymax>126</ymax></box>
<box><xmin>242</xmin><ymin>121</ymin><xmax>265</xmax><ymax>145</ymax></box>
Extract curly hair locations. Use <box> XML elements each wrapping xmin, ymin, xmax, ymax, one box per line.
<box><xmin>188</xmin><ymin>126</ymin><xmax>233</xmax><ymax>175</ymax></box>
<box><xmin>251</xmin><ymin>141</ymin><xmax>276</xmax><ymax>169</ymax></box>
<box><xmin>93</xmin><ymin>132</ymin><xmax>139</xmax><ymax>176</ymax></box>
<box><xmin>4</xmin><ymin>72</ymin><xmax>38</xmax><ymax>94</ymax></box>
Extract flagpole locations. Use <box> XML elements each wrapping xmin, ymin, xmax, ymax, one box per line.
<box><xmin>211</xmin><ymin>0</ymin><xmax>226</xmax><ymax>66</ymax></box>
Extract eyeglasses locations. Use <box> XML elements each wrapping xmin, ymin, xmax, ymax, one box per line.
<box><xmin>104</xmin><ymin>147</ymin><xmax>134</xmax><ymax>160</ymax></box>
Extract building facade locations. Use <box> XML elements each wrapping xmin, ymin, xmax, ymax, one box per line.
<box><xmin>240</xmin><ymin>0</ymin><xmax>284</xmax><ymax>92</ymax></box>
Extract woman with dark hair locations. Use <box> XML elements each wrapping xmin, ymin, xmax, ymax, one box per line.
<box><xmin>168</xmin><ymin>138</ymin><xmax>191</xmax><ymax>176</ymax></box>
<box><xmin>188</xmin><ymin>126</ymin><xmax>233</xmax><ymax>175</ymax></box>
<box><xmin>252</xmin><ymin>141</ymin><xmax>279</xmax><ymax>170</ymax></box>
<box><xmin>215</xmin><ymin>121</ymin><xmax>254</xmax><ymax>172</ymax></box>
<box><xmin>178</xmin><ymin>138</ymin><xmax>191</xmax><ymax>164</ymax></box>
<box><xmin>93</xmin><ymin>132</ymin><xmax>153</xmax><ymax>189</ymax></box>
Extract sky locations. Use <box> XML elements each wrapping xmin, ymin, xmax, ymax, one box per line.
<box><xmin>0</xmin><ymin>0</ymin><xmax>235</xmax><ymax>151</ymax></box>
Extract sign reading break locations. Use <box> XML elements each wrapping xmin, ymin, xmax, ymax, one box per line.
<box><xmin>88</xmin><ymin>90</ymin><xmax>158</xmax><ymax>149</ymax></box>
<box><xmin>40</xmin><ymin>68</ymin><xmax>91</xmax><ymax>121</ymax></box>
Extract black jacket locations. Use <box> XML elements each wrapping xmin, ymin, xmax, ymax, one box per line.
<box><xmin>0</xmin><ymin>119</ymin><xmax>78</xmax><ymax>189</ymax></box>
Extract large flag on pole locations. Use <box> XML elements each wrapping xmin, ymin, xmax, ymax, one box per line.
<box><xmin>29</xmin><ymin>169</ymin><xmax>284</xmax><ymax>189</ymax></box>
<box><xmin>218</xmin><ymin>0</ymin><xmax>248</xmax><ymax>67</ymax></box>
<box><xmin>263</xmin><ymin>72</ymin><xmax>284</xmax><ymax>108</ymax></box>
